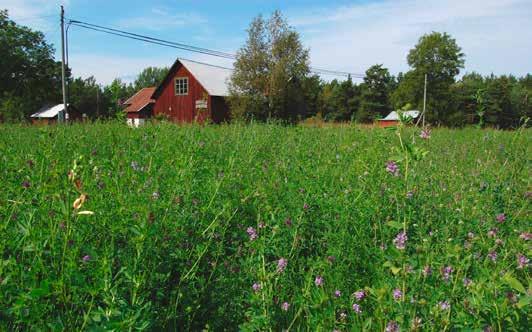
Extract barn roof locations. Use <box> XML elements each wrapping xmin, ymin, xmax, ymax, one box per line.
<box><xmin>31</xmin><ymin>104</ymin><xmax>68</xmax><ymax>118</ymax></box>
<box><xmin>380</xmin><ymin>110</ymin><xmax>420</xmax><ymax>121</ymax></box>
<box><xmin>152</xmin><ymin>58</ymin><xmax>232</xmax><ymax>98</ymax></box>
<box><xmin>123</xmin><ymin>87</ymin><xmax>156</xmax><ymax>113</ymax></box>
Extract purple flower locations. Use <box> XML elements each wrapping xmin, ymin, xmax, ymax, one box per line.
<box><xmin>285</xmin><ymin>218</ymin><xmax>292</xmax><ymax>226</ymax></box>
<box><xmin>334</xmin><ymin>290</ymin><xmax>341</xmax><ymax>298</ymax></box>
<box><xmin>277</xmin><ymin>257</ymin><xmax>288</xmax><ymax>273</ymax></box>
<box><xmin>487</xmin><ymin>228</ymin><xmax>498</xmax><ymax>238</ymax></box>
<box><xmin>385</xmin><ymin>320</ymin><xmax>399</xmax><ymax>332</ymax></box>
<box><xmin>393</xmin><ymin>288</ymin><xmax>403</xmax><ymax>301</ymax></box>
<box><xmin>315</xmin><ymin>275</ymin><xmax>324</xmax><ymax>287</ymax></box>
<box><xmin>419</xmin><ymin>129</ymin><xmax>431</xmax><ymax>139</ymax></box>
<box><xmin>327</xmin><ymin>255</ymin><xmax>336</xmax><ymax>263</ymax></box>
<box><xmin>487</xmin><ymin>251</ymin><xmax>498</xmax><ymax>262</ymax></box>
<box><xmin>22</xmin><ymin>181</ymin><xmax>30</xmax><ymax>188</ymax></box>
<box><xmin>393</xmin><ymin>231</ymin><xmax>407</xmax><ymax>250</ymax></box>
<box><xmin>303</xmin><ymin>203</ymin><xmax>309</xmax><ymax>210</ymax></box>
<box><xmin>281</xmin><ymin>301</ymin><xmax>290</xmax><ymax>311</ymax></box>
<box><xmin>439</xmin><ymin>301</ymin><xmax>451</xmax><ymax>310</ymax></box>
<box><xmin>82</xmin><ymin>255</ymin><xmax>91</xmax><ymax>262</ymax></box>
<box><xmin>519</xmin><ymin>232</ymin><xmax>532</xmax><ymax>241</ymax></box>
<box><xmin>258</xmin><ymin>222</ymin><xmax>265</xmax><ymax>229</ymax></box>
<box><xmin>463</xmin><ymin>277</ymin><xmax>473</xmax><ymax>287</ymax></box>
<box><xmin>495</xmin><ymin>213</ymin><xmax>506</xmax><ymax>223</ymax></box>
<box><xmin>246</xmin><ymin>227</ymin><xmax>258</xmax><ymax>241</ymax></box>
<box><xmin>441</xmin><ymin>266</ymin><xmax>453</xmax><ymax>282</ymax></box>
<box><xmin>252</xmin><ymin>282</ymin><xmax>261</xmax><ymax>292</ymax></box>
<box><xmin>386</xmin><ymin>161</ymin><xmax>400</xmax><ymax>177</ymax></box>
<box><xmin>352</xmin><ymin>303</ymin><xmax>361</xmax><ymax>314</ymax></box>
<box><xmin>353</xmin><ymin>290</ymin><xmax>366</xmax><ymax>301</ymax></box>
<box><xmin>517</xmin><ymin>254</ymin><xmax>529</xmax><ymax>269</ymax></box>
<box><xmin>422</xmin><ymin>265</ymin><xmax>432</xmax><ymax>276</ymax></box>
<box><xmin>495</xmin><ymin>238</ymin><xmax>504</xmax><ymax>246</ymax></box>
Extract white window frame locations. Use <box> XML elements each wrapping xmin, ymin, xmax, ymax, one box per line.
<box><xmin>175</xmin><ymin>77</ymin><xmax>189</xmax><ymax>96</ymax></box>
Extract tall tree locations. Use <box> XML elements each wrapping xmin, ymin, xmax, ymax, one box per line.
<box><xmin>133</xmin><ymin>66</ymin><xmax>169</xmax><ymax>90</ymax></box>
<box><xmin>392</xmin><ymin>32</ymin><xmax>465</xmax><ymax>125</ymax></box>
<box><xmin>0</xmin><ymin>10</ymin><xmax>64</xmax><ymax>121</ymax></box>
<box><xmin>229</xmin><ymin>11</ymin><xmax>310</xmax><ymax>122</ymax></box>
<box><xmin>358</xmin><ymin>64</ymin><xmax>394</xmax><ymax>122</ymax></box>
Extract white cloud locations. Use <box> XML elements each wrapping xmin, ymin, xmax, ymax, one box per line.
<box><xmin>114</xmin><ymin>7</ymin><xmax>207</xmax><ymax>31</ymax></box>
<box><xmin>292</xmin><ymin>0</ymin><xmax>532</xmax><ymax>77</ymax></box>
<box><xmin>0</xmin><ymin>0</ymin><xmax>69</xmax><ymax>33</ymax></box>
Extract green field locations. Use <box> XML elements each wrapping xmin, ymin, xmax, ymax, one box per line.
<box><xmin>0</xmin><ymin>123</ymin><xmax>530</xmax><ymax>331</ymax></box>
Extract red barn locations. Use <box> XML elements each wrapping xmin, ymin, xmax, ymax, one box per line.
<box><xmin>123</xmin><ymin>87</ymin><xmax>156</xmax><ymax>127</ymax></box>
<box><xmin>151</xmin><ymin>58</ymin><xmax>231</xmax><ymax>123</ymax></box>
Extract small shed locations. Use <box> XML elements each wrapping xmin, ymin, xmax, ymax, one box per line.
<box><xmin>151</xmin><ymin>58</ymin><xmax>231</xmax><ymax>123</ymax></box>
<box><xmin>378</xmin><ymin>110</ymin><xmax>420</xmax><ymax>127</ymax></box>
<box><xmin>30</xmin><ymin>104</ymin><xmax>81</xmax><ymax>125</ymax></box>
<box><xmin>123</xmin><ymin>87</ymin><xmax>156</xmax><ymax>127</ymax></box>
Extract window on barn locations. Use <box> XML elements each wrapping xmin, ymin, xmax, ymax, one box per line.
<box><xmin>175</xmin><ymin>77</ymin><xmax>189</xmax><ymax>96</ymax></box>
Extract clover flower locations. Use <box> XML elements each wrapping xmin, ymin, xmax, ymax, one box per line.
<box><xmin>353</xmin><ymin>290</ymin><xmax>366</xmax><ymax>301</ymax></box>
<box><xmin>463</xmin><ymin>277</ymin><xmax>473</xmax><ymax>287</ymax></box>
<box><xmin>315</xmin><ymin>275</ymin><xmax>324</xmax><ymax>287</ymax></box>
<box><xmin>519</xmin><ymin>232</ymin><xmax>532</xmax><ymax>241</ymax></box>
<box><xmin>393</xmin><ymin>231</ymin><xmax>407</xmax><ymax>250</ymax></box>
<box><xmin>420</xmin><ymin>129</ymin><xmax>431</xmax><ymax>139</ymax></box>
<box><xmin>422</xmin><ymin>265</ymin><xmax>432</xmax><ymax>276</ymax></box>
<box><xmin>441</xmin><ymin>266</ymin><xmax>453</xmax><ymax>282</ymax></box>
<box><xmin>246</xmin><ymin>227</ymin><xmax>258</xmax><ymax>241</ymax></box>
<box><xmin>439</xmin><ymin>301</ymin><xmax>451</xmax><ymax>310</ymax></box>
<box><xmin>334</xmin><ymin>290</ymin><xmax>341</xmax><ymax>298</ymax></box>
<box><xmin>495</xmin><ymin>213</ymin><xmax>506</xmax><ymax>223</ymax></box>
<box><xmin>487</xmin><ymin>251</ymin><xmax>498</xmax><ymax>262</ymax></box>
<box><xmin>393</xmin><ymin>288</ymin><xmax>403</xmax><ymax>301</ymax></box>
<box><xmin>277</xmin><ymin>258</ymin><xmax>288</xmax><ymax>273</ymax></box>
<box><xmin>82</xmin><ymin>255</ymin><xmax>91</xmax><ymax>262</ymax></box>
<box><xmin>386</xmin><ymin>161</ymin><xmax>400</xmax><ymax>177</ymax></box>
<box><xmin>252</xmin><ymin>282</ymin><xmax>261</xmax><ymax>292</ymax></box>
<box><xmin>385</xmin><ymin>321</ymin><xmax>399</xmax><ymax>332</ymax></box>
<box><xmin>281</xmin><ymin>302</ymin><xmax>290</xmax><ymax>311</ymax></box>
<box><xmin>517</xmin><ymin>254</ymin><xmax>529</xmax><ymax>269</ymax></box>
<box><xmin>352</xmin><ymin>303</ymin><xmax>361</xmax><ymax>314</ymax></box>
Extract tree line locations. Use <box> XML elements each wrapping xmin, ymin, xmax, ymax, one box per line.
<box><xmin>1</xmin><ymin>9</ymin><xmax>530</xmax><ymax>127</ymax></box>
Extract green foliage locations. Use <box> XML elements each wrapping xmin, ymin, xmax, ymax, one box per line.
<box><xmin>229</xmin><ymin>11</ymin><xmax>310</xmax><ymax>122</ymax></box>
<box><xmin>0</xmin><ymin>10</ymin><xmax>64</xmax><ymax>120</ymax></box>
<box><xmin>0</xmin><ymin>123</ymin><xmax>529</xmax><ymax>330</ymax></box>
<box><xmin>358</xmin><ymin>65</ymin><xmax>395</xmax><ymax>122</ymax></box>
<box><xmin>133</xmin><ymin>66</ymin><xmax>169</xmax><ymax>91</ymax></box>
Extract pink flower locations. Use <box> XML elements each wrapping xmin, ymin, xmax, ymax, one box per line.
<box><xmin>352</xmin><ymin>303</ymin><xmax>361</xmax><ymax>314</ymax></box>
<box><xmin>487</xmin><ymin>251</ymin><xmax>498</xmax><ymax>262</ymax></box>
<box><xmin>517</xmin><ymin>254</ymin><xmax>529</xmax><ymax>269</ymax></box>
<box><xmin>393</xmin><ymin>231</ymin><xmax>407</xmax><ymax>250</ymax></box>
<box><xmin>463</xmin><ymin>277</ymin><xmax>473</xmax><ymax>287</ymax></box>
<box><xmin>82</xmin><ymin>255</ymin><xmax>91</xmax><ymax>262</ymax></box>
<box><xmin>439</xmin><ymin>301</ymin><xmax>450</xmax><ymax>310</ymax></box>
<box><xmin>252</xmin><ymin>282</ymin><xmax>261</xmax><ymax>292</ymax></box>
<box><xmin>519</xmin><ymin>232</ymin><xmax>532</xmax><ymax>241</ymax></box>
<box><xmin>353</xmin><ymin>290</ymin><xmax>366</xmax><ymax>301</ymax></box>
<box><xmin>285</xmin><ymin>218</ymin><xmax>292</xmax><ymax>226</ymax></box>
<box><xmin>419</xmin><ymin>129</ymin><xmax>431</xmax><ymax>139</ymax></box>
<box><xmin>246</xmin><ymin>227</ymin><xmax>258</xmax><ymax>241</ymax></box>
<box><xmin>487</xmin><ymin>228</ymin><xmax>498</xmax><ymax>238</ymax></box>
<box><xmin>277</xmin><ymin>258</ymin><xmax>288</xmax><ymax>273</ymax></box>
<box><xmin>496</xmin><ymin>213</ymin><xmax>506</xmax><ymax>223</ymax></box>
<box><xmin>386</xmin><ymin>321</ymin><xmax>399</xmax><ymax>332</ymax></box>
<box><xmin>281</xmin><ymin>301</ymin><xmax>290</xmax><ymax>311</ymax></box>
<box><xmin>441</xmin><ymin>266</ymin><xmax>453</xmax><ymax>282</ymax></box>
<box><xmin>334</xmin><ymin>290</ymin><xmax>341</xmax><ymax>298</ymax></box>
<box><xmin>315</xmin><ymin>275</ymin><xmax>324</xmax><ymax>287</ymax></box>
<box><xmin>386</xmin><ymin>161</ymin><xmax>400</xmax><ymax>177</ymax></box>
<box><xmin>422</xmin><ymin>265</ymin><xmax>432</xmax><ymax>276</ymax></box>
<box><xmin>393</xmin><ymin>288</ymin><xmax>403</xmax><ymax>301</ymax></box>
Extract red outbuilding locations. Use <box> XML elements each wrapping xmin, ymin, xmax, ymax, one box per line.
<box><xmin>123</xmin><ymin>87</ymin><xmax>156</xmax><ymax>127</ymax></box>
<box><xmin>151</xmin><ymin>58</ymin><xmax>231</xmax><ymax>123</ymax></box>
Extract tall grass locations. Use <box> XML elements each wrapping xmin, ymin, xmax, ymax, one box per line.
<box><xmin>0</xmin><ymin>122</ymin><xmax>529</xmax><ymax>330</ymax></box>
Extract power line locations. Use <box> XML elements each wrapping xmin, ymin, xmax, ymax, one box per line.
<box><xmin>67</xmin><ymin>18</ymin><xmax>365</xmax><ymax>78</ymax></box>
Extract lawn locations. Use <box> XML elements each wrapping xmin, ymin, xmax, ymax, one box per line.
<box><xmin>0</xmin><ymin>122</ymin><xmax>530</xmax><ymax>331</ymax></box>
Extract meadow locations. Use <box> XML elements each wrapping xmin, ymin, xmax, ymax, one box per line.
<box><xmin>0</xmin><ymin>122</ymin><xmax>530</xmax><ymax>331</ymax></box>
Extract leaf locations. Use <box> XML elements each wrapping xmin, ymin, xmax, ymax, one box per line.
<box><xmin>390</xmin><ymin>266</ymin><xmax>401</xmax><ymax>275</ymax></box>
<box><xmin>504</xmin><ymin>274</ymin><xmax>526</xmax><ymax>294</ymax></box>
<box><xmin>77</xmin><ymin>210</ymin><xmax>94</xmax><ymax>215</ymax></box>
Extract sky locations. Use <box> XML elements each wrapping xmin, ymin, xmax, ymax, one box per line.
<box><xmin>2</xmin><ymin>0</ymin><xmax>531</xmax><ymax>85</ymax></box>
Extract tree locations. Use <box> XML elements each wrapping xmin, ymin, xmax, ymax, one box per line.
<box><xmin>133</xmin><ymin>66</ymin><xmax>169</xmax><ymax>91</ymax></box>
<box><xmin>229</xmin><ymin>11</ymin><xmax>310</xmax><ymax>122</ymax></box>
<box><xmin>392</xmin><ymin>32</ymin><xmax>465</xmax><ymax>125</ymax></box>
<box><xmin>358</xmin><ymin>64</ymin><xmax>394</xmax><ymax>122</ymax></box>
<box><xmin>103</xmin><ymin>78</ymin><xmax>134</xmax><ymax>118</ymax></box>
<box><xmin>0</xmin><ymin>10</ymin><xmax>64</xmax><ymax>121</ymax></box>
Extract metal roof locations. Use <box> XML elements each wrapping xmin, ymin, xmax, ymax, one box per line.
<box><xmin>31</xmin><ymin>104</ymin><xmax>67</xmax><ymax>118</ymax></box>
<box><xmin>179</xmin><ymin>59</ymin><xmax>232</xmax><ymax>96</ymax></box>
<box><xmin>380</xmin><ymin>110</ymin><xmax>420</xmax><ymax>121</ymax></box>
<box><xmin>123</xmin><ymin>87</ymin><xmax>156</xmax><ymax>113</ymax></box>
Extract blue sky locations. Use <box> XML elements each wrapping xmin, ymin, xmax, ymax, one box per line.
<box><xmin>2</xmin><ymin>0</ymin><xmax>531</xmax><ymax>84</ymax></box>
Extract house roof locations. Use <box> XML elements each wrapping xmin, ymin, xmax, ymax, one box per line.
<box><xmin>380</xmin><ymin>110</ymin><xmax>420</xmax><ymax>121</ymax></box>
<box><xmin>152</xmin><ymin>58</ymin><xmax>232</xmax><ymax>98</ymax></box>
<box><xmin>123</xmin><ymin>87</ymin><xmax>156</xmax><ymax>113</ymax></box>
<box><xmin>31</xmin><ymin>104</ymin><xmax>68</xmax><ymax>118</ymax></box>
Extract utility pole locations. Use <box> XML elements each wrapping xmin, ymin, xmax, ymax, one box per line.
<box><xmin>422</xmin><ymin>73</ymin><xmax>427</xmax><ymax>127</ymax></box>
<box><xmin>60</xmin><ymin>5</ymin><xmax>68</xmax><ymax>123</ymax></box>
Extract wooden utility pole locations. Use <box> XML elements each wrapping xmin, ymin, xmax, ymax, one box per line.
<box><xmin>422</xmin><ymin>73</ymin><xmax>427</xmax><ymax>127</ymax></box>
<box><xmin>60</xmin><ymin>5</ymin><xmax>68</xmax><ymax>122</ymax></box>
